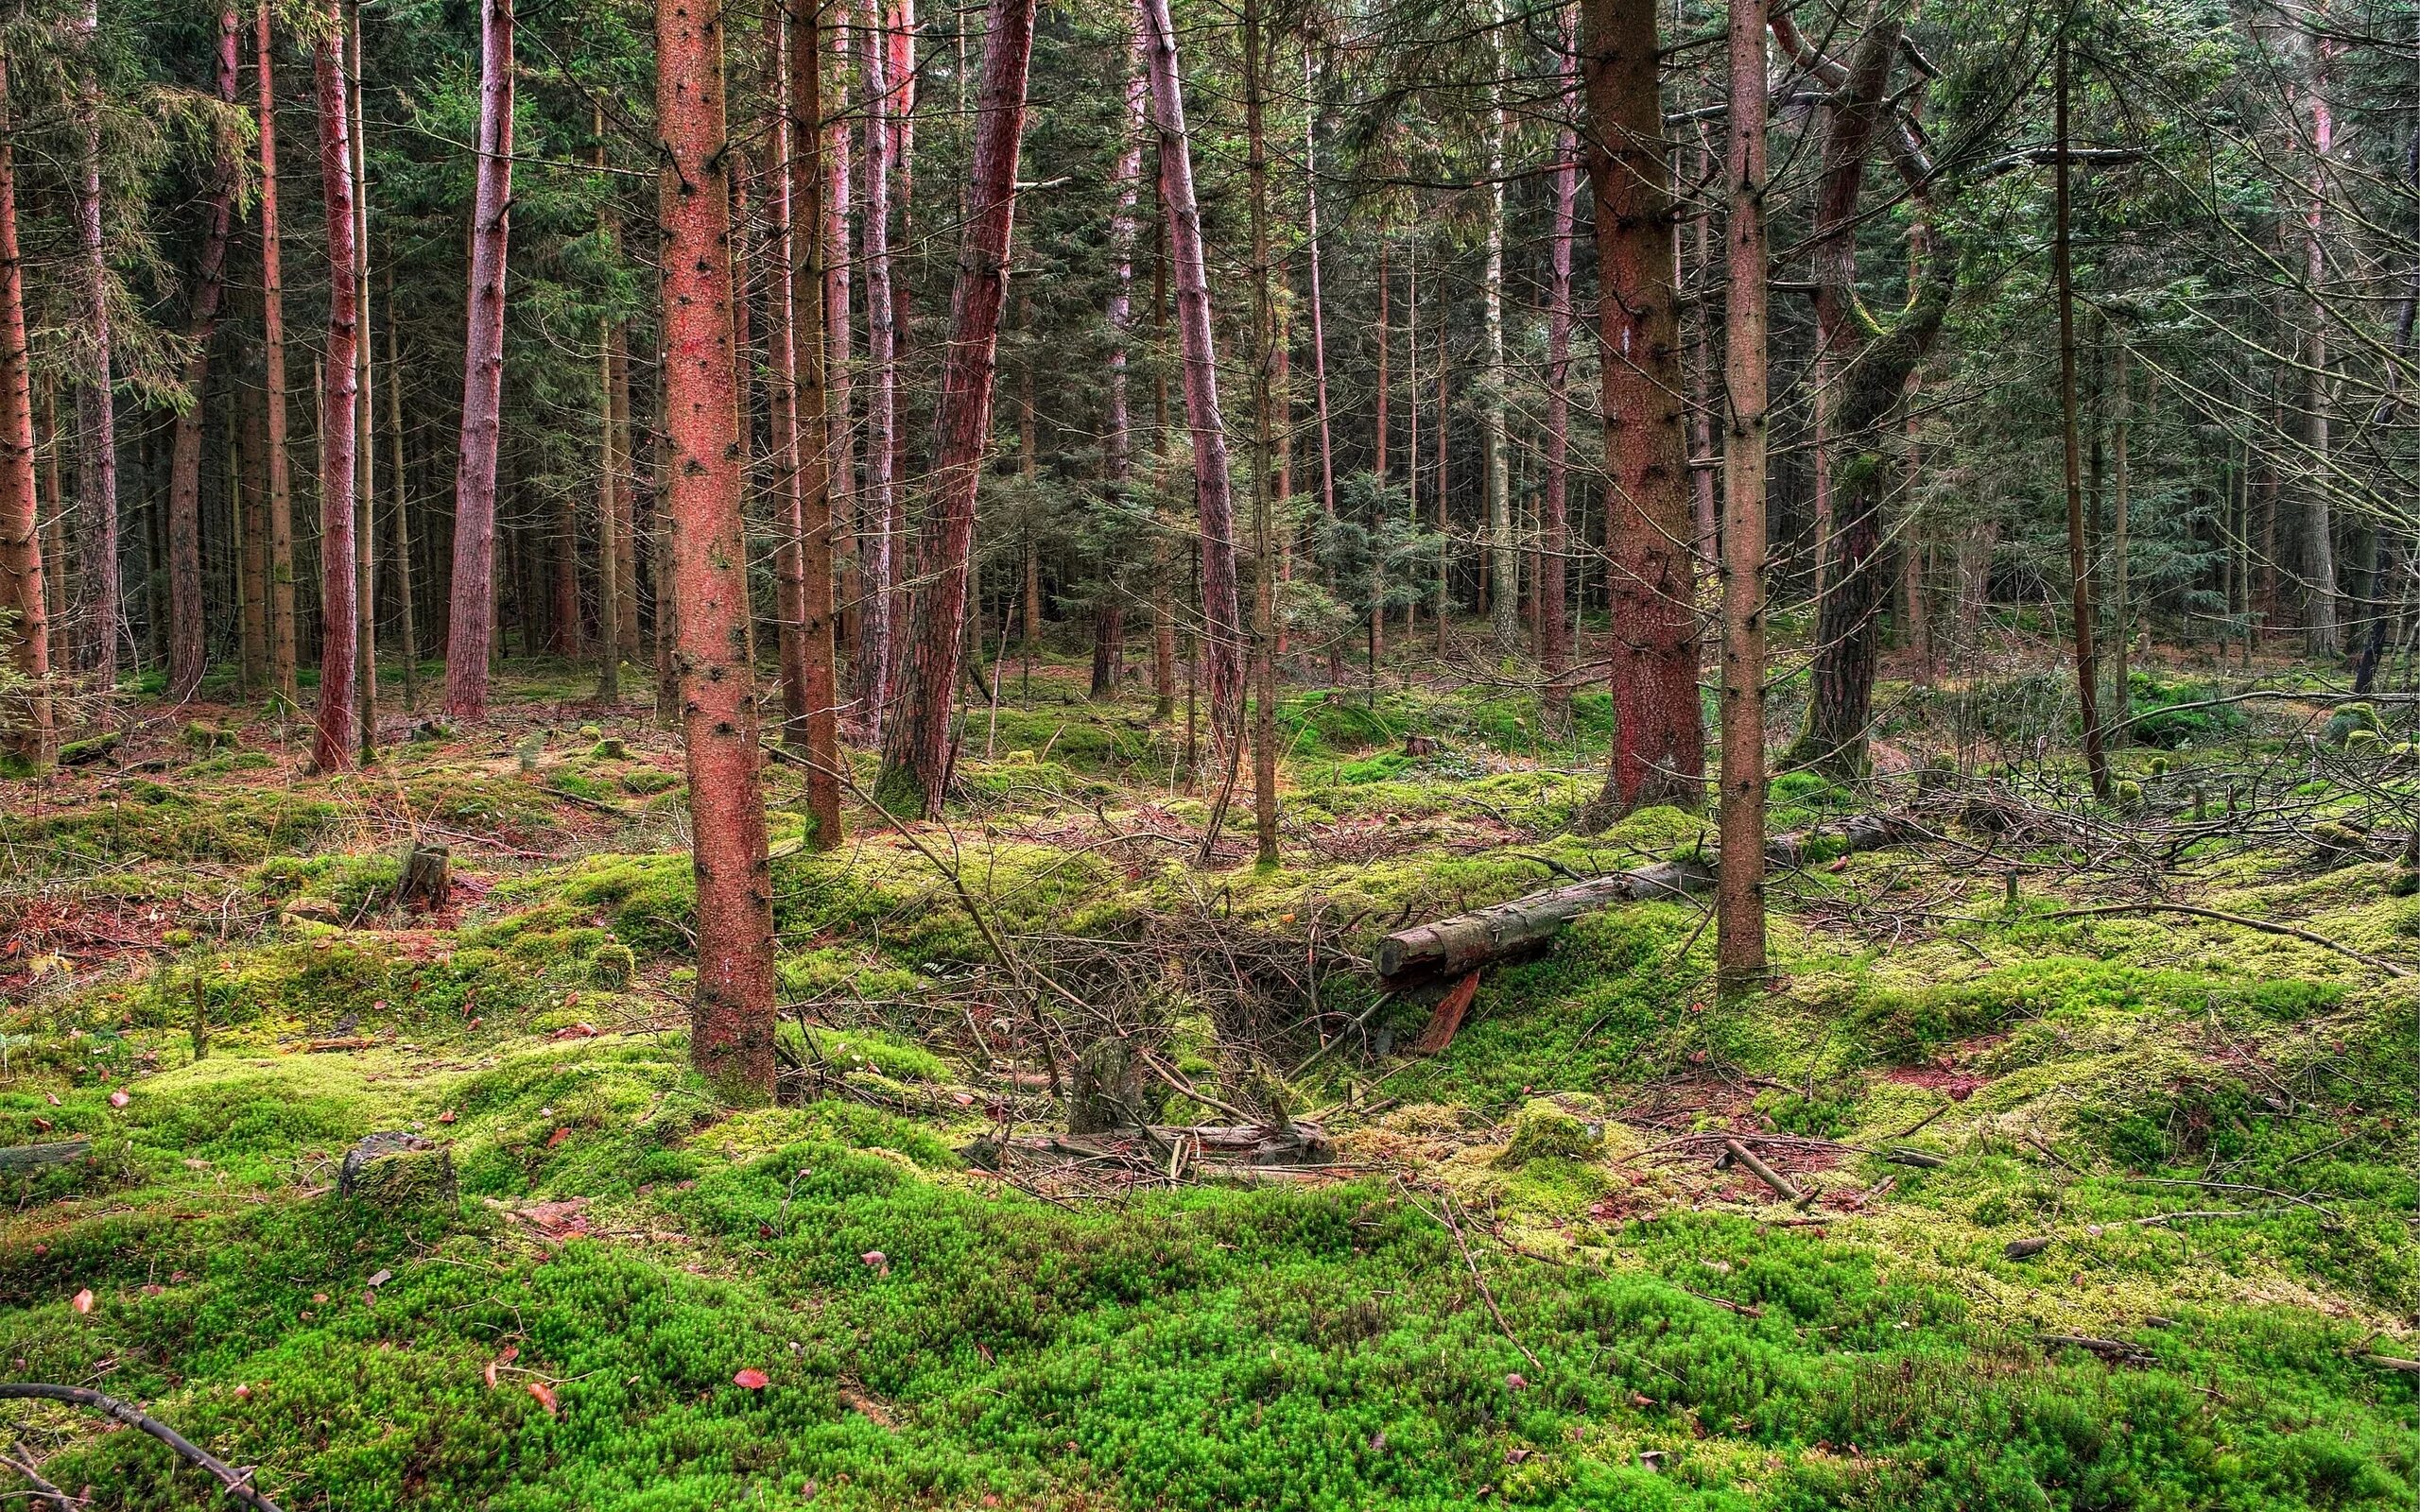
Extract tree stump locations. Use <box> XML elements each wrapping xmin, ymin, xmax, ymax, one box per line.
<box><xmin>337</xmin><ymin>1131</ymin><xmax>456</xmax><ymax>1211</ymax></box>
<box><xmin>395</xmin><ymin>844</ymin><xmax>450</xmax><ymax>911</ymax></box>
<box><xmin>1067</xmin><ymin>1040</ymin><xmax>1167</xmax><ymax>1135</ymax></box>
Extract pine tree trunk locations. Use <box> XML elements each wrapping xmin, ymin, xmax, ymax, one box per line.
<box><xmin>1091</xmin><ymin>56</ymin><xmax>1147</xmax><ymax>708</ymax></box>
<box><xmin>2108</xmin><ymin>341</ymin><xmax>2131</xmax><ymax>738</ymax></box>
<box><xmin>40</xmin><ymin>374</ymin><xmax>66</xmax><ymax>674</ymax></box>
<box><xmin>1138</xmin><ymin>0</ymin><xmax>1243</xmax><ymax>759</ymax></box>
<box><xmin>444</xmin><ymin>0</ymin><xmax>514</xmax><ymax>720</ymax></box>
<box><xmin>595</xmin><ymin>318</ymin><xmax>621</xmax><ymax>702</ymax></box>
<box><xmin>767</xmin><ymin>4</ymin><xmax>807</xmax><ymax>741</ymax></box>
<box><xmin>1540</xmin><ymin>44</ymin><xmax>1577</xmax><ymax>729</ymax></box>
<box><xmin>854</xmin><ymin>15</ymin><xmax>897</xmax><ymax>731</ymax></box>
<box><xmin>2052</xmin><ymin>21</ymin><xmax>2107</xmax><ymax>798</ymax></box>
<box><xmin>350</xmin><ymin>0</ymin><xmax>376</xmax><ymax>761</ymax></box>
<box><xmin>71</xmin><ymin>0</ymin><xmax>119</xmax><ymax>690</ymax></box>
<box><xmin>258</xmin><ymin>2</ymin><xmax>299</xmax><ymax>708</ymax></box>
<box><xmin>164</xmin><ymin>9</ymin><xmax>241</xmax><ymax>701</ymax></box>
<box><xmin>658</xmin><ymin>0</ymin><xmax>777</xmax><ymax>1099</ymax></box>
<box><xmin>1150</xmin><ymin>219</ymin><xmax>1178</xmax><ymax>720</ymax></box>
<box><xmin>1244</xmin><ymin>0</ymin><xmax>1278</xmax><ymax>865</ymax></box>
<box><xmin>1715</xmin><ymin>0</ymin><xmax>1769</xmax><ymax>981</ymax></box>
<box><xmin>311</xmin><ymin>9</ymin><xmax>360</xmax><ymax>772</ymax></box>
<box><xmin>824</xmin><ymin>83</ymin><xmax>857</xmax><ymax>660</ymax></box>
<box><xmin>1484</xmin><ymin>0</ymin><xmax>1515</xmax><ymax>650</ymax></box>
<box><xmin>786</xmin><ymin>0</ymin><xmax>842</xmax><ymax>843</ymax></box>
<box><xmin>1582</xmin><ymin>0</ymin><xmax>1702</xmax><ymax>817</ymax></box>
<box><xmin>0</xmin><ymin>51</ymin><xmax>50</xmax><ymax>765</ymax></box>
<box><xmin>2302</xmin><ymin>24</ymin><xmax>2338</xmax><ymax>656</ymax></box>
<box><xmin>386</xmin><ymin>284</ymin><xmax>418</xmax><ymax>711</ymax></box>
<box><xmin>871</xmin><ymin>0</ymin><xmax>1038</xmax><ymax>817</ymax></box>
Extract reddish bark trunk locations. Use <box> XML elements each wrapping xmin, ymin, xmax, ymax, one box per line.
<box><xmin>238</xmin><ymin>367</ymin><xmax>268</xmax><ymax>691</ymax></box>
<box><xmin>259</xmin><ymin>1</ymin><xmax>298</xmax><ymax>706</ymax></box>
<box><xmin>1137</xmin><ymin>0</ymin><xmax>1243</xmax><ymax>756</ymax></box>
<box><xmin>444</xmin><ymin>0</ymin><xmax>514</xmax><ymax>720</ymax></box>
<box><xmin>0</xmin><ymin>51</ymin><xmax>50</xmax><ymax>765</ymax></box>
<box><xmin>854</xmin><ymin>15</ymin><xmax>896</xmax><ymax>729</ymax></box>
<box><xmin>1716</xmin><ymin>0</ymin><xmax>1771</xmax><ymax>980</ymax></box>
<box><xmin>825</xmin><ymin>88</ymin><xmax>857</xmax><ymax>658</ymax></box>
<box><xmin>787</xmin><ymin>0</ymin><xmax>843</xmax><ymax>846</ymax></box>
<box><xmin>1582</xmin><ymin>0</ymin><xmax>1703</xmax><ymax>816</ymax></box>
<box><xmin>1303</xmin><ymin>53</ymin><xmax>1335</xmax><ymax>526</ymax></box>
<box><xmin>1092</xmin><ymin>55</ymin><xmax>1146</xmax><ymax>704</ymax></box>
<box><xmin>164</xmin><ymin>8</ymin><xmax>242</xmax><ymax>701</ymax></box>
<box><xmin>767</xmin><ymin>4</ymin><xmax>807</xmax><ymax>738</ymax></box>
<box><xmin>311</xmin><ymin>11</ymin><xmax>360</xmax><ymax>772</ymax></box>
<box><xmin>659</xmin><ymin>0</ymin><xmax>778</xmax><ymax>1099</ymax></box>
<box><xmin>872</xmin><ymin>0</ymin><xmax>1037</xmax><ymax>816</ymax></box>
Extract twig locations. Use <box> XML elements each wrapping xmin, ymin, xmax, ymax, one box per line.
<box><xmin>2</xmin><ymin>1443</ymin><xmax>72</xmax><ymax>1512</ymax></box>
<box><xmin>1888</xmin><ymin>1099</ymin><xmax>1954</xmax><ymax>1140</ymax></box>
<box><xmin>2033</xmin><ymin>902</ymin><xmax>2409</xmax><ymax>977</ymax></box>
<box><xmin>1395</xmin><ymin>1179</ymin><xmax>1541</xmax><ymax>1371</ymax></box>
<box><xmin>1132</xmin><ymin>1048</ymin><xmax>1258</xmax><ymax>1124</ymax></box>
<box><xmin>1720</xmin><ymin>1139</ymin><xmax>1802</xmax><ymax>1202</ymax></box>
<box><xmin>0</xmin><ymin>1384</ymin><xmax>281</xmax><ymax>1511</ymax></box>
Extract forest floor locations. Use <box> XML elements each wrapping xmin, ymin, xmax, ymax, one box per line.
<box><xmin>1</xmin><ymin>634</ymin><xmax>2415</xmax><ymax>1510</ymax></box>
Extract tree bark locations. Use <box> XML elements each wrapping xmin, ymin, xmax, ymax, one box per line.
<box><xmin>1540</xmin><ymin>32</ymin><xmax>1577</xmax><ymax>729</ymax></box>
<box><xmin>2302</xmin><ymin>19</ymin><xmax>2338</xmax><ymax>656</ymax></box>
<box><xmin>659</xmin><ymin>0</ymin><xmax>777</xmax><ymax>1100</ymax></box>
<box><xmin>71</xmin><ymin>0</ymin><xmax>119</xmax><ymax>691</ymax></box>
<box><xmin>854</xmin><ymin>13</ymin><xmax>897</xmax><ymax>731</ymax></box>
<box><xmin>788</xmin><ymin>0</ymin><xmax>843</xmax><ymax>845</ymax></box>
<box><xmin>767</xmin><ymin>4</ymin><xmax>806</xmax><ymax>737</ymax></box>
<box><xmin>1715</xmin><ymin>0</ymin><xmax>1769</xmax><ymax>980</ymax></box>
<box><xmin>1582</xmin><ymin>0</ymin><xmax>1703</xmax><ymax>816</ymax></box>
<box><xmin>311</xmin><ymin>7</ymin><xmax>361</xmax><ymax>772</ymax></box>
<box><xmin>824</xmin><ymin>73</ymin><xmax>857</xmax><ymax>661</ymax></box>
<box><xmin>1138</xmin><ymin>0</ymin><xmax>1244</xmax><ymax>761</ymax></box>
<box><xmin>386</xmin><ymin>280</ymin><xmax>418</xmax><ymax>711</ymax></box>
<box><xmin>350</xmin><ymin>0</ymin><xmax>376</xmax><ymax>762</ymax></box>
<box><xmin>444</xmin><ymin>0</ymin><xmax>514</xmax><ymax>720</ymax></box>
<box><xmin>871</xmin><ymin>0</ymin><xmax>1038</xmax><ymax>817</ymax></box>
<box><xmin>2108</xmin><ymin>340</ymin><xmax>2131</xmax><ymax>737</ymax></box>
<box><xmin>258</xmin><ymin>1</ymin><xmax>299</xmax><ymax>707</ymax></box>
<box><xmin>1245</xmin><ymin>0</ymin><xmax>1278</xmax><ymax>865</ymax></box>
<box><xmin>2053</xmin><ymin>21</ymin><xmax>2107</xmax><ymax>799</ymax></box>
<box><xmin>163</xmin><ymin>9</ymin><xmax>242</xmax><ymax>701</ymax></box>
<box><xmin>1093</xmin><ymin>55</ymin><xmax>1147</xmax><ymax>705</ymax></box>
<box><xmin>0</xmin><ymin>50</ymin><xmax>50</xmax><ymax>766</ymax></box>
<box><xmin>1484</xmin><ymin>0</ymin><xmax>1515</xmax><ymax>650</ymax></box>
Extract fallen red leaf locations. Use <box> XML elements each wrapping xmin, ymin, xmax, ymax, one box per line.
<box><xmin>546</xmin><ymin>1125</ymin><xmax>572</xmax><ymax>1149</ymax></box>
<box><xmin>107</xmin><ymin>1091</ymin><xmax>130</xmax><ymax>1108</ymax></box>
<box><xmin>527</xmin><ymin>1379</ymin><xmax>559</xmax><ymax>1416</ymax></box>
<box><xmin>733</xmin><ymin>1367</ymin><xmax>769</xmax><ymax>1389</ymax></box>
<box><xmin>71</xmin><ymin>1288</ymin><xmax>95</xmax><ymax>1314</ymax></box>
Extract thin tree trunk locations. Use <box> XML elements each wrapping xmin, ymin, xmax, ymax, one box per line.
<box><xmin>1689</xmin><ymin>144</ymin><xmax>1718</xmax><ymax>565</ymax></box>
<box><xmin>871</xmin><ymin>0</ymin><xmax>1038</xmax><ymax>816</ymax></box>
<box><xmin>258</xmin><ymin>2</ymin><xmax>299</xmax><ymax>708</ymax></box>
<box><xmin>1095</xmin><ymin>53</ymin><xmax>1146</xmax><ymax>703</ymax></box>
<box><xmin>311</xmin><ymin>6</ymin><xmax>360</xmax><ymax>772</ymax></box>
<box><xmin>2303</xmin><ymin>20</ymin><xmax>2338</xmax><ymax>655</ymax></box>
<box><xmin>1582</xmin><ymin>0</ymin><xmax>1702</xmax><ymax>816</ymax></box>
<box><xmin>855</xmin><ymin>14</ymin><xmax>897</xmax><ymax>730</ymax></box>
<box><xmin>1303</xmin><ymin>50</ymin><xmax>1335</xmax><ymax>528</ymax></box>
<box><xmin>1484</xmin><ymin>0</ymin><xmax>1515</xmax><ymax>649</ymax></box>
<box><xmin>235</xmin><ymin>388</ymin><xmax>265</xmax><ymax>694</ymax></box>
<box><xmin>1540</xmin><ymin>29</ymin><xmax>1576</xmax><ymax>729</ymax></box>
<box><xmin>164</xmin><ymin>8</ymin><xmax>241</xmax><ymax>701</ymax></box>
<box><xmin>768</xmin><ymin>3</ymin><xmax>809</xmax><ymax>742</ymax></box>
<box><xmin>659</xmin><ymin>0</ymin><xmax>777</xmax><ymax>1099</ymax></box>
<box><xmin>2108</xmin><ymin>339</ymin><xmax>2130</xmax><ymax>738</ymax></box>
<box><xmin>71</xmin><ymin>0</ymin><xmax>119</xmax><ymax>690</ymax></box>
<box><xmin>444</xmin><ymin>0</ymin><xmax>514</xmax><ymax>720</ymax></box>
<box><xmin>2053</xmin><ymin>21</ymin><xmax>2107</xmax><ymax>799</ymax></box>
<box><xmin>387</xmin><ymin>278</ymin><xmax>418</xmax><ymax>711</ymax></box>
<box><xmin>41</xmin><ymin>373</ymin><xmax>66</xmax><ymax>674</ymax></box>
<box><xmin>1716</xmin><ymin>0</ymin><xmax>1769</xmax><ymax>981</ymax></box>
<box><xmin>1138</xmin><ymin>0</ymin><xmax>1243</xmax><ymax>757</ymax></box>
<box><xmin>0</xmin><ymin>50</ymin><xmax>49</xmax><ymax>765</ymax></box>
<box><xmin>1436</xmin><ymin>330</ymin><xmax>1448</xmax><ymax>652</ymax></box>
<box><xmin>1245</xmin><ymin>0</ymin><xmax>1278</xmax><ymax>865</ymax></box>
<box><xmin>786</xmin><ymin>0</ymin><xmax>841</xmax><ymax>841</ymax></box>
<box><xmin>824</xmin><ymin>68</ymin><xmax>857</xmax><ymax>660</ymax></box>
<box><xmin>1151</xmin><ymin>213</ymin><xmax>1177</xmax><ymax>719</ymax></box>
<box><xmin>1407</xmin><ymin>243</ymin><xmax>1418</xmax><ymax>640</ymax></box>
<box><xmin>351</xmin><ymin>0</ymin><xmax>375</xmax><ymax>761</ymax></box>
<box><xmin>1371</xmin><ymin>236</ymin><xmax>1387</xmax><ymax>672</ymax></box>
<box><xmin>593</xmin><ymin>115</ymin><xmax>622</xmax><ymax>704</ymax></box>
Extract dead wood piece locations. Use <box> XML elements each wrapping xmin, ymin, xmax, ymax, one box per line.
<box><xmin>395</xmin><ymin>843</ymin><xmax>451</xmax><ymax>909</ymax></box>
<box><xmin>0</xmin><ymin>1383</ymin><xmax>283</xmax><ymax>1511</ymax></box>
<box><xmin>1720</xmin><ymin>1139</ymin><xmax>1802</xmax><ymax>1202</ymax></box>
<box><xmin>2004</xmin><ymin>1236</ymin><xmax>2054</xmax><ymax>1259</ymax></box>
<box><xmin>1412</xmin><ymin>971</ymin><xmax>1482</xmax><ymax>1054</ymax></box>
<box><xmin>2360</xmin><ymin>1353</ymin><xmax>2420</xmax><ymax>1374</ymax></box>
<box><xmin>2042</xmin><ymin>1333</ymin><xmax>2152</xmax><ymax>1362</ymax></box>
<box><xmin>1885</xmin><ymin>1147</ymin><xmax>1946</xmax><ymax>1169</ymax></box>
<box><xmin>303</xmin><ymin>1036</ymin><xmax>380</xmax><ymax>1053</ymax></box>
<box><xmin>1375</xmin><ymin>814</ymin><xmax>1916</xmax><ymax>985</ymax></box>
<box><xmin>0</xmin><ymin>1140</ymin><xmax>93</xmax><ymax>1172</ymax></box>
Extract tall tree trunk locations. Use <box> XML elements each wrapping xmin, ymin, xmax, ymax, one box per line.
<box><xmin>658</xmin><ymin>0</ymin><xmax>777</xmax><ymax>1100</ymax></box>
<box><xmin>855</xmin><ymin>13</ymin><xmax>897</xmax><ymax>730</ymax></box>
<box><xmin>1138</xmin><ymin>0</ymin><xmax>1243</xmax><ymax>758</ymax></box>
<box><xmin>1484</xmin><ymin>0</ymin><xmax>1516</xmax><ymax>649</ymax></box>
<box><xmin>0</xmin><ymin>50</ymin><xmax>49</xmax><ymax>766</ymax></box>
<box><xmin>1540</xmin><ymin>32</ymin><xmax>1577</xmax><ymax>729</ymax></box>
<box><xmin>824</xmin><ymin>71</ymin><xmax>857</xmax><ymax>660</ymax></box>
<box><xmin>2303</xmin><ymin>19</ymin><xmax>2338</xmax><ymax>656</ymax></box>
<box><xmin>594</xmin><ymin>116</ymin><xmax>621</xmax><ymax>702</ymax></box>
<box><xmin>41</xmin><ymin>374</ymin><xmax>66</xmax><ymax>674</ymax></box>
<box><xmin>1243</xmin><ymin>0</ymin><xmax>1278</xmax><ymax>864</ymax></box>
<box><xmin>164</xmin><ymin>8</ymin><xmax>242</xmax><ymax>701</ymax></box>
<box><xmin>1582</xmin><ymin>0</ymin><xmax>1702</xmax><ymax>816</ymax></box>
<box><xmin>787</xmin><ymin>0</ymin><xmax>842</xmax><ymax>844</ymax></box>
<box><xmin>2108</xmin><ymin>339</ymin><xmax>2131</xmax><ymax>738</ymax></box>
<box><xmin>1716</xmin><ymin>0</ymin><xmax>1769</xmax><ymax>981</ymax></box>
<box><xmin>238</xmin><ymin>370</ymin><xmax>267</xmax><ymax>692</ymax></box>
<box><xmin>872</xmin><ymin>0</ymin><xmax>1037</xmax><ymax>816</ymax></box>
<box><xmin>1303</xmin><ymin>50</ymin><xmax>1335</xmax><ymax>529</ymax></box>
<box><xmin>387</xmin><ymin>278</ymin><xmax>418</xmax><ymax>711</ymax></box>
<box><xmin>1151</xmin><ymin>215</ymin><xmax>1178</xmax><ymax>719</ymax></box>
<box><xmin>1688</xmin><ymin>144</ymin><xmax>1718</xmax><ymax>564</ymax></box>
<box><xmin>351</xmin><ymin>0</ymin><xmax>375</xmax><ymax>761</ymax></box>
<box><xmin>1369</xmin><ymin>236</ymin><xmax>1387</xmax><ymax>672</ymax></box>
<box><xmin>768</xmin><ymin>3</ymin><xmax>808</xmax><ymax>745</ymax></box>
<box><xmin>1094</xmin><ymin>55</ymin><xmax>1147</xmax><ymax>703</ymax></box>
<box><xmin>2053</xmin><ymin>20</ymin><xmax>2107</xmax><ymax>799</ymax></box>
<box><xmin>444</xmin><ymin>0</ymin><xmax>514</xmax><ymax>720</ymax></box>
<box><xmin>311</xmin><ymin>7</ymin><xmax>360</xmax><ymax>772</ymax></box>
<box><xmin>258</xmin><ymin>1</ymin><xmax>299</xmax><ymax>707</ymax></box>
<box><xmin>71</xmin><ymin>0</ymin><xmax>119</xmax><ymax>690</ymax></box>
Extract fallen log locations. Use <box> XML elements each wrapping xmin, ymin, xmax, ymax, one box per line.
<box><xmin>1374</xmin><ymin>813</ymin><xmax>1917</xmax><ymax>986</ymax></box>
<box><xmin>0</xmin><ymin>1140</ymin><xmax>92</xmax><ymax>1172</ymax></box>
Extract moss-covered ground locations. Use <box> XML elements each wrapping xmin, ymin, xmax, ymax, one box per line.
<box><xmin>1</xmin><ymin>650</ymin><xmax>2413</xmax><ymax>1509</ymax></box>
